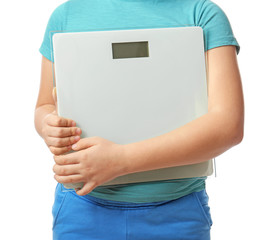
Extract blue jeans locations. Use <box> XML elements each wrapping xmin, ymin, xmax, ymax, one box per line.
<box><xmin>52</xmin><ymin>183</ymin><xmax>213</xmax><ymax>240</ymax></box>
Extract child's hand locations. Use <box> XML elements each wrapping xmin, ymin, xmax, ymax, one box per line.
<box><xmin>41</xmin><ymin>87</ymin><xmax>82</xmax><ymax>155</ymax></box>
<box><xmin>53</xmin><ymin>136</ymin><xmax>128</xmax><ymax>195</ymax></box>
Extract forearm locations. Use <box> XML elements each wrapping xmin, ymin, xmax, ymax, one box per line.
<box><xmin>34</xmin><ymin>104</ymin><xmax>55</xmax><ymax>138</ymax></box>
<box><xmin>123</xmin><ymin>111</ymin><xmax>243</xmax><ymax>175</ymax></box>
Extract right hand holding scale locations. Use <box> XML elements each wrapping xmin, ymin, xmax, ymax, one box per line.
<box><xmin>40</xmin><ymin>87</ymin><xmax>82</xmax><ymax>155</ymax></box>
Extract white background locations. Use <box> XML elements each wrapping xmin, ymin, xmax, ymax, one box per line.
<box><xmin>0</xmin><ymin>0</ymin><xmax>277</xmax><ymax>239</ymax></box>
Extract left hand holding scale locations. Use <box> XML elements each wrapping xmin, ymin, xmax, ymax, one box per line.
<box><xmin>52</xmin><ymin>136</ymin><xmax>127</xmax><ymax>196</ymax></box>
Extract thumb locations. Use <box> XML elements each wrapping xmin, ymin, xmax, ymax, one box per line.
<box><xmin>71</xmin><ymin>137</ymin><xmax>98</xmax><ymax>151</ymax></box>
<box><xmin>52</xmin><ymin>87</ymin><xmax>57</xmax><ymax>112</ymax></box>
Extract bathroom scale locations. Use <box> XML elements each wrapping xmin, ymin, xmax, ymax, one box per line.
<box><xmin>52</xmin><ymin>26</ymin><xmax>214</xmax><ymax>188</ymax></box>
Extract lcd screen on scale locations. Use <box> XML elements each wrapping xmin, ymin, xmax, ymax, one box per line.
<box><xmin>112</xmin><ymin>41</ymin><xmax>149</xmax><ymax>59</ymax></box>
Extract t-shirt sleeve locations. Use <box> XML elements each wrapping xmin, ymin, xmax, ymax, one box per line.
<box><xmin>198</xmin><ymin>0</ymin><xmax>240</xmax><ymax>54</ymax></box>
<box><xmin>38</xmin><ymin>2</ymin><xmax>67</xmax><ymax>62</ymax></box>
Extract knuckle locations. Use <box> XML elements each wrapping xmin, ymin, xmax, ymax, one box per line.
<box><xmin>49</xmin><ymin>146</ymin><xmax>56</xmax><ymax>154</ymax></box>
<box><xmin>59</xmin><ymin>168</ymin><xmax>66</xmax><ymax>175</ymax></box>
<box><xmin>55</xmin><ymin>118</ymin><xmax>62</xmax><ymax>126</ymax></box>
<box><xmin>56</xmin><ymin>148</ymin><xmax>63</xmax><ymax>155</ymax></box>
<box><xmin>54</xmin><ymin>175</ymin><xmax>63</xmax><ymax>184</ymax></box>
<box><xmin>67</xmin><ymin>120</ymin><xmax>72</xmax><ymax>127</ymax></box>
<box><xmin>56</xmin><ymin>148</ymin><xmax>64</xmax><ymax>155</ymax></box>
<box><xmin>53</xmin><ymin>155</ymin><xmax>60</xmax><ymax>163</ymax></box>
<box><xmin>70</xmin><ymin>136</ymin><xmax>76</xmax><ymax>144</ymax></box>
<box><xmin>54</xmin><ymin>174</ymin><xmax>59</xmax><ymax>182</ymax></box>
<box><xmin>71</xmin><ymin>127</ymin><xmax>76</xmax><ymax>135</ymax></box>
<box><xmin>56</xmin><ymin>148</ymin><xmax>66</xmax><ymax>155</ymax></box>
<box><xmin>57</xmin><ymin>128</ymin><xmax>64</xmax><ymax>136</ymax></box>
<box><xmin>54</xmin><ymin>155</ymin><xmax>60</xmax><ymax>163</ymax></box>
<box><xmin>60</xmin><ymin>158</ymin><xmax>67</xmax><ymax>165</ymax></box>
<box><xmin>52</xmin><ymin>164</ymin><xmax>57</xmax><ymax>173</ymax></box>
<box><xmin>55</xmin><ymin>138</ymin><xmax>63</xmax><ymax>146</ymax></box>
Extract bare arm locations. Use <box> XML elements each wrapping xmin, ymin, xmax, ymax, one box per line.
<box><xmin>34</xmin><ymin>56</ymin><xmax>56</xmax><ymax>137</ymax></box>
<box><xmin>34</xmin><ymin>56</ymin><xmax>82</xmax><ymax>155</ymax></box>
<box><xmin>123</xmin><ymin>45</ymin><xmax>244</xmax><ymax>174</ymax></box>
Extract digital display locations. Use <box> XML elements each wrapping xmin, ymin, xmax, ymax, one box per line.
<box><xmin>112</xmin><ymin>41</ymin><xmax>149</xmax><ymax>59</ymax></box>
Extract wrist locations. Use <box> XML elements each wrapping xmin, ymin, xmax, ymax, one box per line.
<box><xmin>117</xmin><ymin>144</ymin><xmax>132</xmax><ymax>176</ymax></box>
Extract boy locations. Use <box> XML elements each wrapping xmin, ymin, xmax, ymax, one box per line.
<box><xmin>34</xmin><ymin>0</ymin><xmax>244</xmax><ymax>239</ymax></box>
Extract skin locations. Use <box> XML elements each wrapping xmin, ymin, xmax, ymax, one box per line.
<box><xmin>34</xmin><ymin>45</ymin><xmax>244</xmax><ymax>196</ymax></box>
<box><xmin>34</xmin><ymin>61</ymin><xmax>82</xmax><ymax>155</ymax></box>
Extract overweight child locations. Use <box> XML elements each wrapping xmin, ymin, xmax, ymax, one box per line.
<box><xmin>34</xmin><ymin>0</ymin><xmax>244</xmax><ymax>239</ymax></box>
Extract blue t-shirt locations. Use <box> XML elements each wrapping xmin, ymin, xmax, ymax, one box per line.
<box><xmin>39</xmin><ymin>0</ymin><xmax>240</xmax><ymax>203</ymax></box>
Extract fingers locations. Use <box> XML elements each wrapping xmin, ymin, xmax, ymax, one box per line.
<box><xmin>42</xmin><ymin>93</ymin><xmax>83</xmax><ymax>154</ymax></box>
<box><xmin>52</xmin><ymin>87</ymin><xmax>59</xmax><ymax>114</ymax></box>
<box><xmin>46</xmin><ymin>134</ymin><xmax>81</xmax><ymax>155</ymax></box>
<box><xmin>49</xmin><ymin>145</ymin><xmax>72</xmax><ymax>155</ymax></box>
<box><xmin>71</xmin><ymin>136</ymin><xmax>100</xmax><ymax>151</ymax></box>
<box><xmin>75</xmin><ymin>182</ymin><xmax>96</xmax><ymax>196</ymax></box>
<box><xmin>47</xmin><ymin>126</ymin><xmax>81</xmax><ymax>138</ymax></box>
<box><xmin>53</xmin><ymin>163</ymin><xmax>80</xmax><ymax>176</ymax></box>
<box><xmin>46</xmin><ymin>135</ymin><xmax>80</xmax><ymax>148</ymax></box>
<box><xmin>52</xmin><ymin>87</ymin><xmax>57</xmax><ymax>102</ymax></box>
<box><xmin>54</xmin><ymin>174</ymin><xmax>83</xmax><ymax>184</ymax></box>
<box><xmin>54</xmin><ymin>153</ymin><xmax>80</xmax><ymax>165</ymax></box>
<box><xmin>47</xmin><ymin>114</ymin><xmax>76</xmax><ymax>128</ymax></box>
<box><xmin>52</xmin><ymin>87</ymin><xmax>57</xmax><ymax>107</ymax></box>
<box><xmin>42</xmin><ymin>115</ymin><xmax>82</xmax><ymax>153</ymax></box>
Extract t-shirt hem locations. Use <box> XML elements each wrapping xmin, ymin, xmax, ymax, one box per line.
<box><xmin>87</xmin><ymin>183</ymin><xmax>206</xmax><ymax>203</ymax></box>
<box><xmin>39</xmin><ymin>45</ymin><xmax>53</xmax><ymax>62</ymax></box>
<box><xmin>206</xmin><ymin>38</ymin><xmax>240</xmax><ymax>55</ymax></box>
